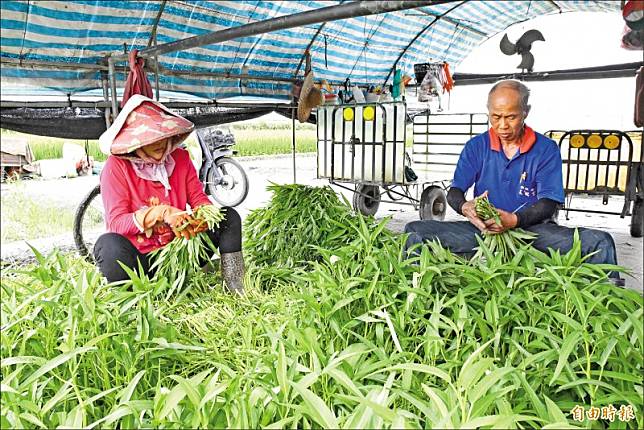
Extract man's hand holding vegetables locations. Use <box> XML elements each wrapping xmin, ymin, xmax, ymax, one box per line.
<box><xmin>405</xmin><ymin>80</ymin><xmax>623</xmax><ymax>286</ymax></box>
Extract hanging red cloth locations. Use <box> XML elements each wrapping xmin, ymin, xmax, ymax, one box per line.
<box><xmin>120</xmin><ymin>48</ymin><xmax>153</xmax><ymax>108</ymax></box>
<box><xmin>441</xmin><ymin>62</ymin><xmax>454</xmax><ymax>93</ymax></box>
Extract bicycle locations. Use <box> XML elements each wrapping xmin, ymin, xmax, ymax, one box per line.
<box><xmin>73</xmin><ymin>126</ymin><xmax>249</xmax><ymax>258</ymax></box>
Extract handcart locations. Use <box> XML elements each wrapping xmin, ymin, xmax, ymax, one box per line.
<box><xmin>411</xmin><ymin>111</ymin><xmax>488</xmax><ymax>218</ymax></box>
<box><xmin>316</xmin><ymin>100</ymin><xmax>488</xmax><ymax>219</ymax></box>
<box><xmin>545</xmin><ymin>129</ymin><xmax>643</xmax><ymax>237</ymax></box>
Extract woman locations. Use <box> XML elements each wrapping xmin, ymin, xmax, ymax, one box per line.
<box><xmin>94</xmin><ymin>95</ymin><xmax>244</xmax><ymax>294</ymax></box>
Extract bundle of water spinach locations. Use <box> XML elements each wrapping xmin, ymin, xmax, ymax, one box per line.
<box><xmin>150</xmin><ymin>205</ymin><xmax>225</xmax><ymax>294</ymax></box>
<box><xmin>474</xmin><ymin>195</ymin><xmax>535</xmax><ymax>262</ymax></box>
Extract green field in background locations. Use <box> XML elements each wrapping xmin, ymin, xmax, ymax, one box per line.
<box><xmin>3</xmin><ymin>121</ymin><xmax>642</xmax><ymax>163</ymax></box>
<box><xmin>1</xmin><ymin>124</ymin><xmax>321</xmax><ymax>161</ymax></box>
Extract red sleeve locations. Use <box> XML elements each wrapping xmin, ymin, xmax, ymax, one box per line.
<box><xmin>100</xmin><ymin>156</ymin><xmax>140</xmax><ymax>235</ymax></box>
<box><xmin>176</xmin><ymin>149</ymin><xmax>212</xmax><ymax>209</ymax></box>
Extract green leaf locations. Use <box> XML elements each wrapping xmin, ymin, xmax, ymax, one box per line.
<box><xmin>118</xmin><ymin>370</ymin><xmax>146</xmax><ymax>404</ymax></box>
<box><xmin>368</xmin><ymin>363</ymin><xmax>451</xmax><ymax>384</ymax></box>
<box><xmin>88</xmin><ymin>405</ymin><xmax>133</xmax><ymax>429</ymax></box>
<box><xmin>1</xmin><ymin>356</ymin><xmax>46</xmax><ymax>368</ymax></box>
<box><xmin>19</xmin><ymin>346</ymin><xmax>96</xmax><ymax>389</ymax></box>
<box><xmin>458</xmin><ymin>358</ymin><xmax>495</xmax><ymax>393</ymax></box>
<box><xmin>277</xmin><ymin>341</ymin><xmax>289</xmax><ymax>401</ymax></box>
<box><xmin>543</xmin><ymin>396</ymin><xmax>568</xmax><ymax>423</ymax></box>
<box><xmin>290</xmin><ymin>381</ymin><xmax>339</xmax><ymax>429</ymax></box>
<box><xmin>169</xmin><ymin>372</ymin><xmax>207</xmax><ymax>408</ymax></box>
<box><xmin>325</xmin><ymin>368</ymin><xmax>363</xmax><ymax>398</ymax></box>
<box><xmin>468</xmin><ymin>366</ymin><xmax>515</xmax><ymax>405</ymax></box>
<box><xmin>421</xmin><ymin>384</ymin><xmax>450</xmax><ymax>422</ymax></box>
<box><xmin>41</xmin><ymin>380</ymin><xmax>73</xmax><ymax>415</ymax></box>
<box><xmin>18</xmin><ymin>413</ymin><xmax>46</xmax><ymax>429</ymax></box>
<box><xmin>549</xmin><ymin>332</ymin><xmax>580</xmax><ymax>386</ymax></box>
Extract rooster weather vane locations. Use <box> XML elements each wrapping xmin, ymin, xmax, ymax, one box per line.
<box><xmin>499</xmin><ymin>29</ymin><xmax>545</xmax><ymax>73</ymax></box>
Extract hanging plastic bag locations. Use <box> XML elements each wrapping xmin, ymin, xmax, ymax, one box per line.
<box><xmin>418</xmin><ymin>70</ymin><xmax>442</xmax><ymax>103</ymax></box>
<box><xmin>352</xmin><ymin>85</ymin><xmax>366</xmax><ymax>103</ymax></box>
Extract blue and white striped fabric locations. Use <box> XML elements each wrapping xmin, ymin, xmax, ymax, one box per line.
<box><xmin>0</xmin><ymin>1</ymin><xmax>620</xmax><ymax>100</ymax></box>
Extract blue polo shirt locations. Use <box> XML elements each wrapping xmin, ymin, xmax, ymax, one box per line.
<box><xmin>451</xmin><ymin>126</ymin><xmax>564</xmax><ymax>212</ymax></box>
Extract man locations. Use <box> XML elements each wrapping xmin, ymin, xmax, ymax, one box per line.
<box><xmin>405</xmin><ymin>80</ymin><xmax>623</xmax><ymax>285</ymax></box>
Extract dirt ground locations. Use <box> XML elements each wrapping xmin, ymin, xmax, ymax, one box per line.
<box><xmin>2</xmin><ymin>153</ymin><xmax>642</xmax><ymax>292</ymax></box>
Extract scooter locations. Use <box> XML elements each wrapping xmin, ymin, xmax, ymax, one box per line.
<box><xmin>195</xmin><ymin>126</ymin><xmax>249</xmax><ymax>208</ymax></box>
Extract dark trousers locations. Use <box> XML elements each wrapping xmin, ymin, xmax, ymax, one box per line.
<box><xmin>94</xmin><ymin>207</ymin><xmax>242</xmax><ymax>283</ymax></box>
<box><xmin>404</xmin><ymin>220</ymin><xmax>620</xmax><ymax>278</ymax></box>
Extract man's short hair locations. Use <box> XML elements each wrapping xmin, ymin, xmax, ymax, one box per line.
<box><xmin>487</xmin><ymin>80</ymin><xmax>530</xmax><ymax>113</ymax></box>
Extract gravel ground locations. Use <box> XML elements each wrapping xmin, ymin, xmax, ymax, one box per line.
<box><xmin>2</xmin><ymin>153</ymin><xmax>642</xmax><ymax>292</ymax></box>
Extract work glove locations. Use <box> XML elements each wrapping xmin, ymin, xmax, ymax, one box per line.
<box><xmin>189</xmin><ymin>217</ymin><xmax>209</xmax><ymax>235</ymax></box>
<box><xmin>134</xmin><ymin>204</ymin><xmax>198</xmax><ymax>240</ymax></box>
<box><xmin>166</xmin><ymin>208</ymin><xmax>198</xmax><ymax>240</ymax></box>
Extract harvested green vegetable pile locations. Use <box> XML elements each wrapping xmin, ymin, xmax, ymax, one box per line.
<box><xmin>473</xmin><ymin>194</ymin><xmax>537</xmax><ymax>262</ymax></box>
<box><xmin>244</xmin><ymin>183</ymin><xmax>392</xmax><ymax>266</ymax></box>
<box><xmin>1</xmin><ymin>185</ymin><xmax>642</xmax><ymax>428</ymax></box>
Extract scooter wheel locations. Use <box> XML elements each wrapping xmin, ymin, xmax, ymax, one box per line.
<box><xmin>206</xmin><ymin>157</ymin><xmax>249</xmax><ymax>207</ymax></box>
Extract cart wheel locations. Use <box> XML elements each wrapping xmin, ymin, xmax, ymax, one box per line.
<box><xmin>631</xmin><ymin>197</ymin><xmax>643</xmax><ymax>238</ymax></box>
<box><xmin>353</xmin><ymin>184</ymin><xmax>380</xmax><ymax>216</ymax></box>
<box><xmin>419</xmin><ymin>186</ymin><xmax>447</xmax><ymax>221</ymax></box>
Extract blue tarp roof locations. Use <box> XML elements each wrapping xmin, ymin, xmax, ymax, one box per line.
<box><xmin>0</xmin><ymin>1</ymin><xmax>620</xmax><ymax>101</ymax></box>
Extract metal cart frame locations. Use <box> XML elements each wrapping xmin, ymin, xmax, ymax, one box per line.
<box><xmin>316</xmin><ymin>103</ymin><xmax>488</xmax><ymax>219</ymax></box>
<box><xmin>545</xmin><ymin>129</ymin><xmax>643</xmax><ymax>237</ymax></box>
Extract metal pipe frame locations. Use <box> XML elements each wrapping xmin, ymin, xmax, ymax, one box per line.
<box><xmin>383</xmin><ymin>0</ymin><xmax>468</xmax><ymax>85</ymax></box>
<box><xmin>111</xmin><ymin>1</ymin><xmax>446</xmax><ymax>62</ymax></box>
<box><xmin>452</xmin><ymin>64</ymin><xmax>642</xmax><ymax>85</ymax></box>
<box><xmin>159</xmin><ymin>66</ymin><xmax>296</xmax><ymax>83</ymax></box>
<box><xmin>291</xmin><ymin>96</ymin><xmax>297</xmax><ymax>183</ymax></box>
<box><xmin>0</xmin><ymin>100</ymin><xmax>296</xmax><ymax>109</ymax></box>
<box><xmin>100</xmin><ymin>71</ymin><xmax>112</xmax><ymax>128</ymax></box>
<box><xmin>147</xmin><ymin>0</ymin><xmax>167</xmax><ymax>48</ymax></box>
<box><xmin>153</xmin><ymin>34</ymin><xmax>161</xmax><ymax>101</ymax></box>
<box><xmin>294</xmin><ymin>22</ymin><xmax>328</xmax><ymax>77</ymax></box>
<box><xmin>406</xmin><ymin>3</ymin><xmax>485</xmax><ymax>37</ymax></box>
<box><xmin>0</xmin><ymin>57</ymin><xmax>297</xmax><ymax>84</ymax></box>
<box><xmin>0</xmin><ymin>57</ymin><xmax>105</xmax><ymax>71</ymax></box>
<box><xmin>107</xmin><ymin>56</ymin><xmax>119</xmax><ymax>120</ymax></box>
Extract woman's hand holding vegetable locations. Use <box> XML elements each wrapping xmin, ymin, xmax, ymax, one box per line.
<box><xmin>163</xmin><ymin>207</ymin><xmax>199</xmax><ymax>239</ymax></box>
<box><xmin>135</xmin><ymin>204</ymin><xmax>199</xmax><ymax>239</ymax></box>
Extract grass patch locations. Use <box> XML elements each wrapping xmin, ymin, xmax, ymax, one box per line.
<box><xmin>0</xmin><ymin>183</ymin><xmax>78</xmax><ymax>242</ymax></box>
<box><xmin>231</xmin><ymin>120</ymin><xmax>316</xmax><ymax>131</ymax></box>
<box><xmin>1</xmin><ymin>126</ymin><xmax>318</xmax><ymax>161</ymax></box>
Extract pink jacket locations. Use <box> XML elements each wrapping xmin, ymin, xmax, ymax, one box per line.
<box><xmin>100</xmin><ymin>148</ymin><xmax>211</xmax><ymax>254</ymax></box>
